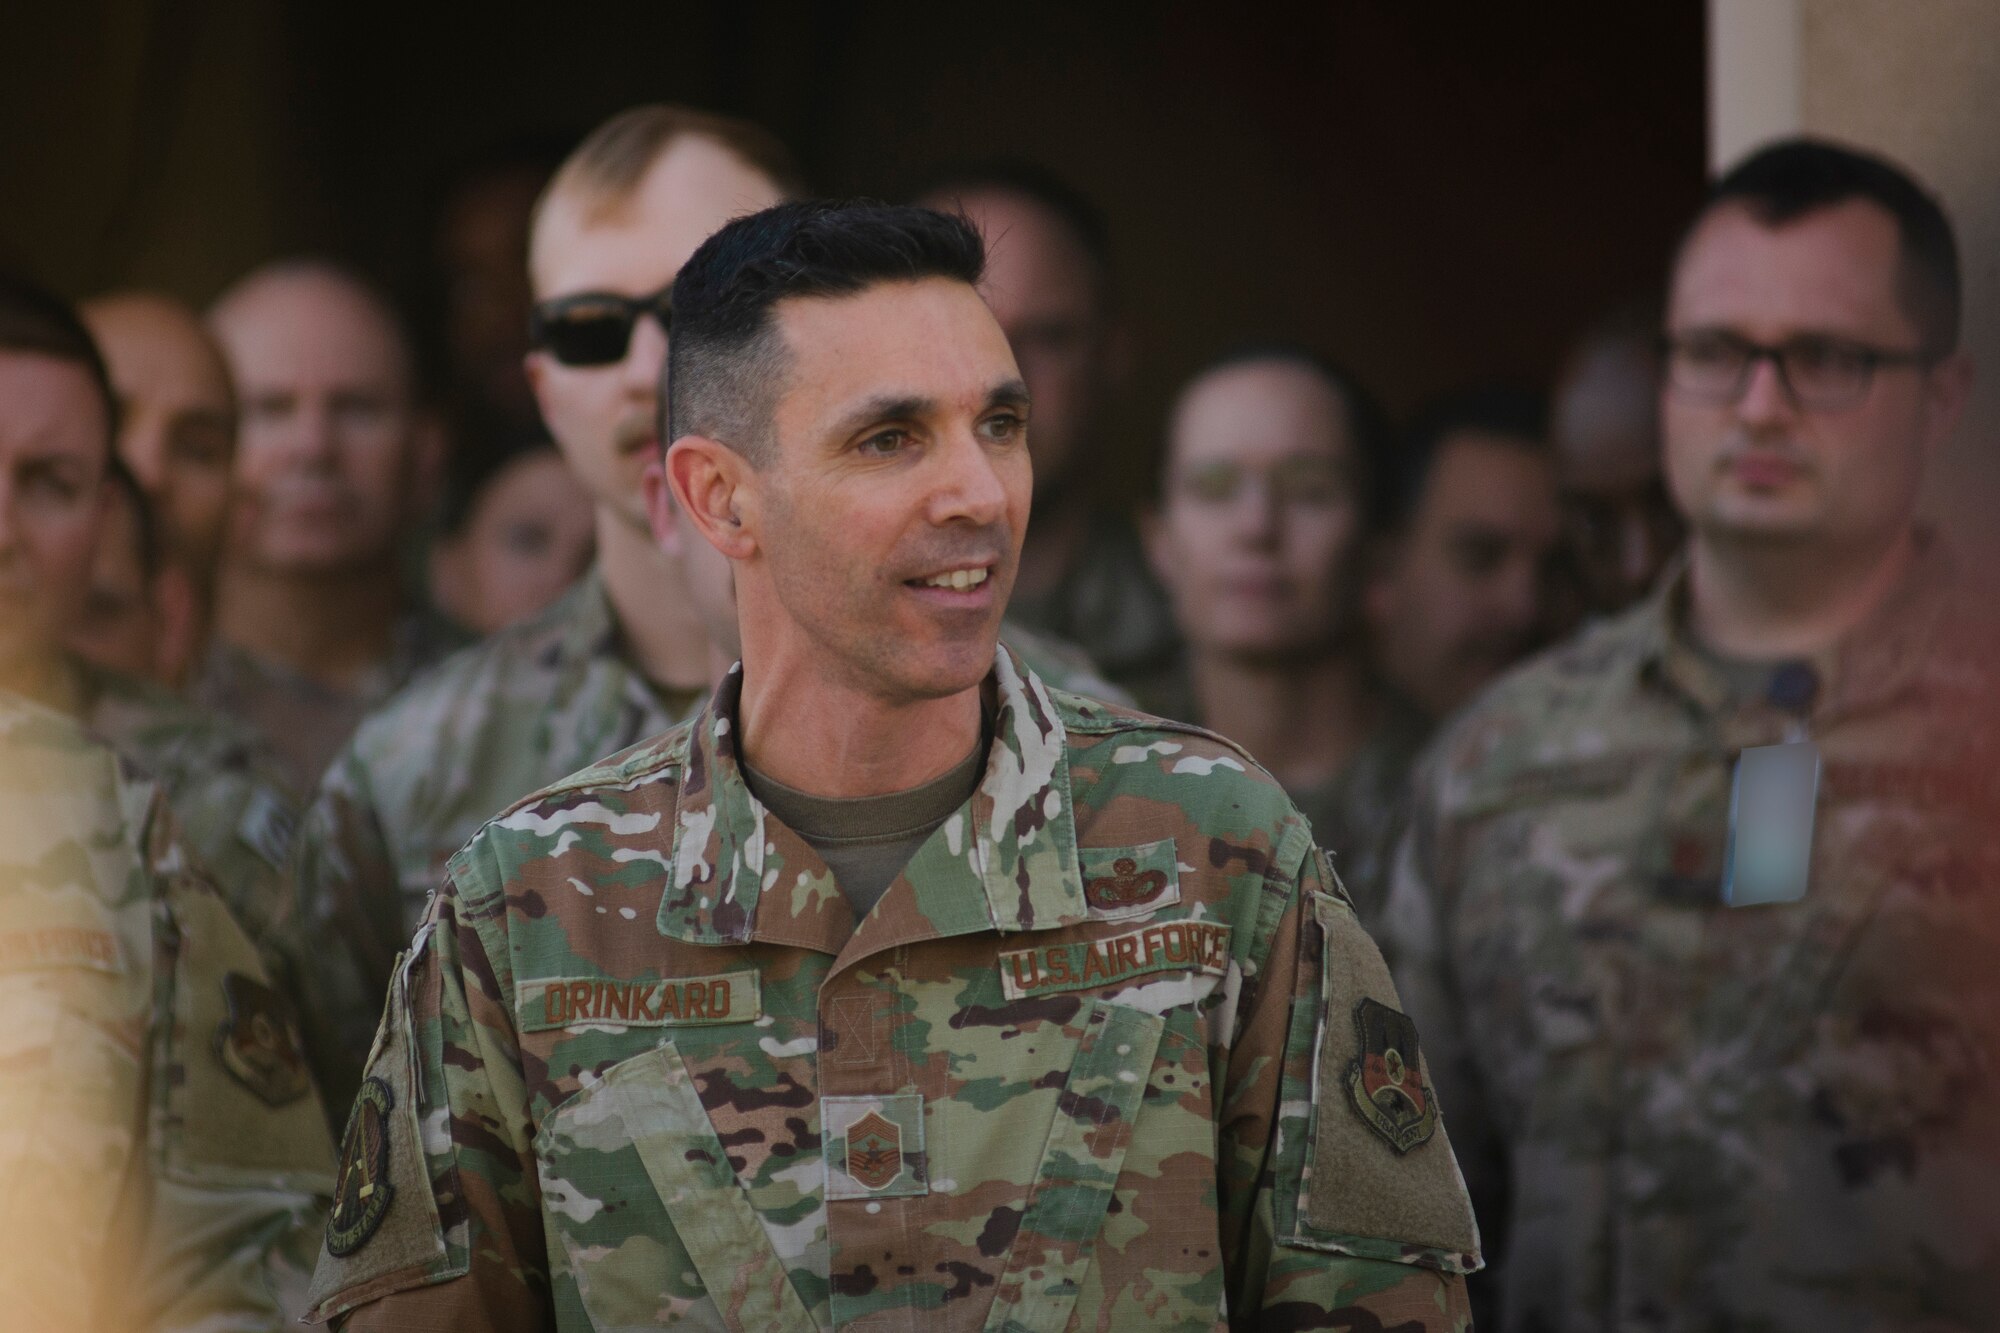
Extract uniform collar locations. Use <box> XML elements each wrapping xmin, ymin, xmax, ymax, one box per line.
<box><xmin>658</xmin><ymin>642</ymin><xmax>1086</xmax><ymax>952</ymax></box>
<box><xmin>552</xmin><ymin>565</ymin><xmax>622</xmax><ymax>669</ymax></box>
<box><xmin>1636</xmin><ymin>528</ymin><xmax>1959</xmax><ymax>722</ymax></box>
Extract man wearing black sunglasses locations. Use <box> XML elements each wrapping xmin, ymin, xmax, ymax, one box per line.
<box><xmin>1382</xmin><ymin>140</ymin><xmax>2000</xmax><ymax>1332</ymax></box>
<box><xmin>285</xmin><ymin>105</ymin><xmax>802</xmax><ymax>1110</ymax></box>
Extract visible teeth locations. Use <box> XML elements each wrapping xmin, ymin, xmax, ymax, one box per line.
<box><xmin>921</xmin><ymin>567</ymin><xmax>989</xmax><ymax>590</ymax></box>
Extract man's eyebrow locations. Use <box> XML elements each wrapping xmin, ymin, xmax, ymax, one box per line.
<box><xmin>987</xmin><ymin>379</ymin><xmax>1031</xmax><ymax>411</ymax></box>
<box><xmin>827</xmin><ymin>393</ymin><xmax>936</xmax><ymax>441</ymax></box>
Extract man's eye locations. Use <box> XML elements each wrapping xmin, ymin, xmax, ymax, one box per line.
<box><xmin>170</xmin><ymin>422</ymin><xmax>232</xmax><ymax>469</ymax></box>
<box><xmin>859</xmin><ymin>429</ymin><xmax>910</xmax><ymax>457</ymax></box>
<box><xmin>500</xmin><ymin>522</ymin><xmax>552</xmax><ymax>557</ymax></box>
<box><xmin>980</xmin><ymin>413</ymin><xmax>1026</xmax><ymax>443</ymax></box>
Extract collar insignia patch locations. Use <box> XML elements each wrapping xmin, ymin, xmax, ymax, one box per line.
<box><xmin>1345</xmin><ymin>997</ymin><xmax>1438</xmax><ymax>1154</ymax></box>
<box><xmin>846</xmin><ymin>1110</ymin><xmax>902</xmax><ymax>1191</ymax></box>
<box><xmin>213</xmin><ymin>971</ymin><xmax>311</xmax><ymax>1107</ymax></box>
<box><xmin>326</xmin><ymin>1076</ymin><xmax>397</xmax><ymax>1256</ymax></box>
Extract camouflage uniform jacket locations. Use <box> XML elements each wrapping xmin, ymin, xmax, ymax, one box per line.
<box><xmin>305</xmin><ymin>646</ymin><xmax>1480</xmax><ymax>1331</ymax></box>
<box><xmin>0</xmin><ymin>692</ymin><xmax>335</xmax><ymax>1331</ymax></box>
<box><xmin>64</xmin><ymin>655</ymin><xmax>302</xmax><ymax>959</ymax></box>
<box><xmin>1381</xmin><ymin>538</ymin><xmax>2000</xmax><ymax>1331</ymax></box>
<box><xmin>291</xmin><ymin>569</ymin><xmax>1133</xmax><ymax>1117</ymax></box>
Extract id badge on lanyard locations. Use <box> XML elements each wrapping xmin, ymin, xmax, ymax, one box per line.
<box><xmin>1722</xmin><ymin>736</ymin><xmax>1821</xmax><ymax>907</ymax></box>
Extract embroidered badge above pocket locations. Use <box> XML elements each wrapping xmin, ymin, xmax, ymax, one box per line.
<box><xmin>1078</xmin><ymin>838</ymin><xmax>1181</xmax><ymax>921</ymax></box>
<box><xmin>823</xmin><ymin>1093</ymin><xmax>928</xmax><ymax>1199</ymax></box>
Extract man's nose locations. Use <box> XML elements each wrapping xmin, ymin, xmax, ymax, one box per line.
<box><xmin>622</xmin><ymin>316</ymin><xmax>669</xmax><ymax>400</ymax></box>
<box><xmin>1489</xmin><ymin>553</ymin><xmax>1544</xmax><ymax>630</ymax></box>
<box><xmin>1231</xmin><ymin>477</ymin><xmax>1283</xmax><ymax>547</ymax></box>
<box><xmin>1736</xmin><ymin>355</ymin><xmax>1798</xmax><ymax>428</ymax></box>
<box><xmin>931</xmin><ymin>430</ymin><xmax>1010</xmax><ymax>527</ymax></box>
<box><xmin>121</xmin><ymin>426</ymin><xmax>167</xmax><ymax>492</ymax></box>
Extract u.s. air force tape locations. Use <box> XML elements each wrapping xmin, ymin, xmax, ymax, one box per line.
<box><xmin>998</xmin><ymin>920</ymin><xmax>1230</xmax><ymax>1000</ymax></box>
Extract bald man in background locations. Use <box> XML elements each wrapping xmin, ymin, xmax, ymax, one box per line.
<box><xmin>1551</xmin><ymin>304</ymin><xmax>1684</xmax><ymax>617</ymax></box>
<box><xmin>199</xmin><ymin>261</ymin><xmax>457</xmax><ymax>793</ymax></box>
<box><xmin>918</xmin><ymin>165</ymin><xmax>1179</xmax><ymax>689</ymax></box>
<box><xmin>79</xmin><ymin>291</ymin><xmax>237</xmax><ymax>686</ymax></box>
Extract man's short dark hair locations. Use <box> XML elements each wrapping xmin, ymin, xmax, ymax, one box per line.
<box><xmin>1679</xmin><ymin>137</ymin><xmax>1961</xmax><ymax>357</ymax></box>
<box><xmin>664</xmin><ymin>200</ymin><xmax>986</xmax><ymax>463</ymax></box>
<box><xmin>1384</xmin><ymin>386</ymin><xmax>1549</xmax><ymax>532</ymax></box>
<box><xmin>914</xmin><ymin>160</ymin><xmax>1112</xmax><ymax>299</ymax></box>
<box><xmin>0</xmin><ymin>271</ymin><xmax>118</xmax><ymax>438</ymax></box>
<box><xmin>1160</xmin><ymin>343</ymin><xmax>1394</xmax><ymax>528</ymax></box>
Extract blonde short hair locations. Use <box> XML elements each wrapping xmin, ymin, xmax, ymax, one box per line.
<box><xmin>534</xmin><ymin>105</ymin><xmax>805</xmax><ymax>236</ymax></box>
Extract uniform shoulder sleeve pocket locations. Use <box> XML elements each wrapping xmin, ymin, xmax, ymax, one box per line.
<box><xmin>304</xmin><ymin>927</ymin><xmax>466</xmax><ymax>1322</ymax></box>
<box><xmin>157</xmin><ymin>869</ymin><xmax>336</xmax><ymax>1194</ymax></box>
<box><xmin>1278</xmin><ymin>850</ymin><xmax>1482</xmax><ymax>1274</ymax></box>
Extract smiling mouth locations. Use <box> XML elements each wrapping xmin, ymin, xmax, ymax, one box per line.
<box><xmin>909</xmin><ymin>566</ymin><xmax>992</xmax><ymax>592</ymax></box>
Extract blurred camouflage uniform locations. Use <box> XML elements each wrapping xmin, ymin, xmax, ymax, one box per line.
<box><xmin>290</xmin><ymin>569</ymin><xmax>1133</xmax><ymax>1114</ymax></box>
<box><xmin>59</xmin><ymin>654</ymin><xmax>302</xmax><ymax>957</ymax></box>
<box><xmin>1382</xmin><ymin>537</ymin><xmax>2000</xmax><ymax>1331</ymax></box>
<box><xmin>0</xmin><ymin>691</ymin><xmax>334</xmax><ymax>1331</ymax></box>
<box><xmin>1135</xmin><ymin>662</ymin><xmax>1430</xmax><ymax>928</ymax></box>
<box><xmin>193</xmin><ymin>609</ymin><xmax>467</xmax><ymax>798</ymax></box>
<box><xmin>1008</xmin><ymin>515</ymin><xmax>1180</xmax><ymax>687</ymax></box>
<box><xmin>304</xmin><ymin>646</ymin><xmax>1479</xmax><ymax>1330</ymax></box>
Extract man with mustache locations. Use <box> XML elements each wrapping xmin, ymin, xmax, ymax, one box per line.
<box><xmin>1365</xmin><ymin>388</ymin><xmax>1564</xmax><ymax>726</ymax></box>
<box><xmin>1382</xmin><ymin>139</ymin><xmax>1998</xmax><ymax>1331</ymax></box>
<box><xmin>199</xmin><ymin>261</ymin><xmax>455</xmax><ymax>795</ymax></box>
<box><xmin>303</xmin><ymin>199</ymin><xmax>1476</xmax><ymax>1331</ymax></box>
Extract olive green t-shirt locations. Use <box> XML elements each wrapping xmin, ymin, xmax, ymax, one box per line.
<box><xmin>743</xmin><ymin>741</ymin><xmax>985</xmax><ymax>921</ymax></box>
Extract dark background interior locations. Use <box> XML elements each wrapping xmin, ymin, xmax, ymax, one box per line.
<box><xmin>2</xmin><ymin>1</ymin><xmax>1705</xmax><ymax>496</ymax></box>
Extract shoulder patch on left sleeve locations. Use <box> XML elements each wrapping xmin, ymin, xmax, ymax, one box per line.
<box><xmin>1281</xmin><ymin>852</ymin><xmax>1482</xmax><ymax>1274</ymax></box>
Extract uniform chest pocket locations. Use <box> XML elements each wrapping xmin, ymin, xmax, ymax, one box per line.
<box><xmin>981</xmin><ymin>999</ymin><xmax>1217</xmax><ymax>1333</ymax></box>
<box><xmin>533</xmin><ymin>1040</ymin><xmax>818</xmax><ymax>1333</ymax></box>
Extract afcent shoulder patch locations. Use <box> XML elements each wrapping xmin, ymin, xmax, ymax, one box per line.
<box><xmin>212</xmin><ymin>970</ymin><xmax>312</xmax><ymax>1106</ymax></box>
<box><xmin>1345</xmin><ymin>997</ymin><xmax>1438</xmax><ymax>1154</ymax></box>
<box><xmin>327</xmin><ymin>1076</ymin><xmax>398</xmax><ymax>1256</ymax></box>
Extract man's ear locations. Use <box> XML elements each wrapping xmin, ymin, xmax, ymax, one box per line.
<box><xmin>1920</xmin><ymin>352</ymin><xmax>1974</xmax><ymax>462</ymax></box>
<box><xmin>663</xmin><ymin>436</ymin><xmax>757</xmax><ymax>562</ymax></box>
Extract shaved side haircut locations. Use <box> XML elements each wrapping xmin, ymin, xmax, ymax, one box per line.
<box><xmin>664</xmin><ymin>201</ymin><xmax>985</xmax><ymax>465</ymax></box>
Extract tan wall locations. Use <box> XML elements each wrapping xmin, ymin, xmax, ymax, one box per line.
<box><xmin>1711</xmin><ymin>0</ymin><xmax>2000</xmax><ymax>568</ymax></box>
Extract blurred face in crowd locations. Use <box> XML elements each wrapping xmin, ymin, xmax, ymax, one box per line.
<box><xmin>673</xmin><ymin>278</ymin><xmax>1032</xmax><ymax>703</ymax></box>
<box><xmin>0</xmin><ymin>352</ymin><xmax>108</xmax><ymax>677</ymax></box>
<box><xmin>208</xmin><ymin>268</ymin><xmax>423</xmax><ymax>576</ymax></box>
<box><xmin>528</xmin><ymin>136</ymin><xmax>785</xmax><ymax>531</ymax></box>
<box><xmin>1147</xmin><ymin>359</ymin><xmax>1367</xmax><ymax>662</ymax></box>
<box><xmin>79</xmin><ymin>292</ymin><xmax>236</xmax><ymax>581</ymax></box>
<box><xmin>1553</xmin><ymin>335</ymin><xmax>1681</xmax><ymax>613</ymax></box>
<box><xmin>65</xmin><ymin>480</ymin><xmax>162</xmax><ymax>681</ymax></box>
<box><xmin>440</xmin><ymin>162</ymin><xmax>548</xmax><ymax>423</ymax></box>
<box><xmin>940</xmin><ymin>188</ymin><xmax>1112</xmax><ymax>502</ymax></box>
<box><xmin>1368</xmin><ymin>433</ymin><xmax>1562</xmax><ymax>720</ymax></box>
<box><xmin>1663</xmin><ymin>198</ymin><xmax>1968</xmax><ymax>556</ymax></box>
<box><xmin>431</xmin><ymin>447</ymin><xmax>595</xmax><ymax>636</ymax></box>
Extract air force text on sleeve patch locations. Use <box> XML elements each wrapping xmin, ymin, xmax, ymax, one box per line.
<box><xmin>1345</xmin><ymin>997</ymin><xmax>1438</xmax><ymax>1154</ymax></box>
<box><xmin>327</xmin><ymin>1076</ymin><xmax>397</xmax><ymax>1256</ymax></box>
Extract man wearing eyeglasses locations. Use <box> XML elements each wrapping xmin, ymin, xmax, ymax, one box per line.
<box><xmin>1381</xmin><ymin>138</ymin><xmax>1999</xmax><ymax>1332</ymax></box>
